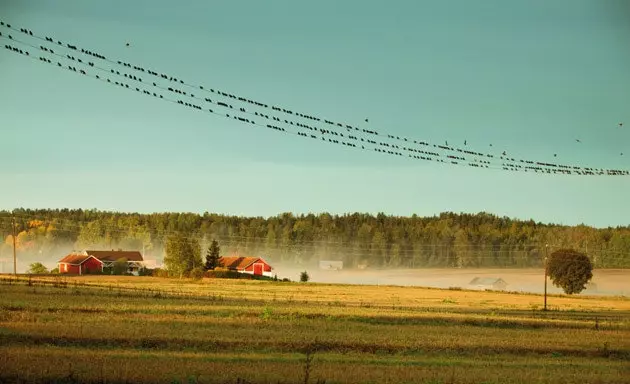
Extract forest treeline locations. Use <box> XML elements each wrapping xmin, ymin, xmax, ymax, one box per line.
<box><xmin>1</xmin><ymin>209</ymin><xmax>629</xmax><ymax>268</ymax></box>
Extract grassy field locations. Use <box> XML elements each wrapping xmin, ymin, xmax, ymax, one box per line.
<box><xmin>0</xmin><ymin>275</ymin><xmax>629</xmax><ymax>384</ymax></box>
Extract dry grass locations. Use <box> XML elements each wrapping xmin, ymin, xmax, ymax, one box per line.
<box><xmin>0</xmin><ymin>274</ymin><xmax>629</xmax><ymax>383</ymax></box>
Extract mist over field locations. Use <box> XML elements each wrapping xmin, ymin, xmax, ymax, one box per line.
<box><xmin>273</xmin><ymin>265</ymin><xmax>630</xmax><ymax>297</ymax></box>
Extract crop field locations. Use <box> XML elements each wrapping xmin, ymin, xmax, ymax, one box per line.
<box><xmin>0</xmin><ymin>275</ymin><xmax>629</xmax><ymax>384</ymax></box>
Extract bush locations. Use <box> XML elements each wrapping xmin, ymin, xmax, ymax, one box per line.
<box><xmin>27</xmin><ymin>262</ymin><xmax>49</xmax><ymax>274</ymax></box>
<box><xmin>300</xmin><ymin>271</ymin><xmax>310</xmax><ymax>282</ymax></box>
<box><xmin>153</xmin><ymin>268</ymin><xmax>170</xmax><ymax>278</ymax></box>
<box><xmin>188</xmin><ymin>267</ymin><xmax>205</xmax><ymax>280</ymax></box>
<box><xmin>205</xmin><ymin>270</ymin><xmax>243</xmax><ymax>279</ymax></box>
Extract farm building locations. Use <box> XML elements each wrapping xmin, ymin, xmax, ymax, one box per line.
<box><xmin>85</xmin><ymin>250</ymin><xmax>145</xmax><ymax>275</ymax></box>
<box><xmin>58</xmin><ymin>250</ymin><xmax>145</xmax><ymax>275</ymax></box>
<box><xmin>319</xmin><ymin>260</ymin><xmax>343</xmax><ymax>270</ymax></box>
<box><xmin>468</xmin><ymin>277</ymin><xmax>508</xmax><ymax>291</ymax></box>
<box><xmin>57</xmin><ymin>254</ymin><xmax>104</xmax><ymax>275</ymax></box>
<box><xmin>219</xmin><ymin>256</ymin><xmax>273</xmax><ymax>277</ymax></box>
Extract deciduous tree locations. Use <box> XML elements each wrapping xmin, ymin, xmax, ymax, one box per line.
<box><xmin>547</xmin><ymin>249</ymin><xmax>593</xmax><ymax>294</ymax></box>
<box><xmin>164</xmin><ymin>234</ymin><xmax>201</xmax><ymax>278</ymax></box>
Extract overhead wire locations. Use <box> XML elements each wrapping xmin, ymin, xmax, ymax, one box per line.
<box><xmin>1</xmin><ymin>21</ymin><xmax>628</xmax><ymax>176</ymax></box>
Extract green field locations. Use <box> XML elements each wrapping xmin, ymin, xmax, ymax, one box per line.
<box><xmin>1</xmin><ymin>275</ymin><xmax>629</xmax><ymax>384</ymax></box>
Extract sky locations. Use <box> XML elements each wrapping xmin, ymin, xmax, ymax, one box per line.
<box><xmin>0</xmin><ymin>0</ymin><xmax>629</xmax><ymax>228</ymax></box>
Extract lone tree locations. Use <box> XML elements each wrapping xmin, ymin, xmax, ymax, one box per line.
<box><xmin>547</xmin><ymin>248</ymin><xmax>593</xmax><ymax>294</ymax></box>
<box><xmin>164</xmin><ymin>233</ymin><xmax>202</xmax><ymax>278</ymax></box>
<box><xmin>205</xmin><ymin>239</ymin><xmax>222</xmax><ymax>270</ymax></box>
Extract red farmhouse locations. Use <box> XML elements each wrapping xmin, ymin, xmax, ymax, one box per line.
<box><xmin>219</xmin><ymin>256</ymin><xmax>273</xmax><ymax>277</ymax></box>
<box><xmin>57</xmin><ymin>254</ymin><xmax>103</xmax><ymax>275</ymax></box>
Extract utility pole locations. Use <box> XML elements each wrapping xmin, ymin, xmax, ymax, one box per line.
<box><xmin>11</xmin><ymin>215</ymin><xmax>17</xmax><ymax>275</ymax></box>
<box><xmin>544</xmin><ymin>243</ymin><xmax>548</xmax><ymax>311</ymax></box>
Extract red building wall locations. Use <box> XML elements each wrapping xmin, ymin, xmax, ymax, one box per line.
<box><xmin>81</xmin><ymin>257</ymin><xmax>103</xmax><ymax>274</ymax></box>
<box><xmin>59</xmin><ymin>258</ymin><xmax>102</xmax><ymax>274</ymax></box>
<box><xmin>244</xmin><ymin>260</ymin><xmax>272</xmax><ymax>275</ymax></box>
<box><xmin>59</xmin><ymin>263</ymin><xmax>80</xmax><ymax>274</ymax></box>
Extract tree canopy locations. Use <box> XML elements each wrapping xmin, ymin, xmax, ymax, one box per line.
<box><xmin>547</xmin><ymin>249</ymin><xmax>593</xmax><ymax>294</ymax></box>
<box><xmin>27</xmin><ymin>262</ymin><xmax>49</xmax><ymax>274</ymax></box>
<box><xmin>164</xmin><ymin>233</ymin><xmax>202</xmax><ymax>277</ymax></box>
<box><xmin>1</xmin><ymin>209</ymin><xmax>629</xmax><ymax>269</ymax></box>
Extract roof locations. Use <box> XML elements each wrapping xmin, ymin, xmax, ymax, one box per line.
<box><xmin>219</xmin><ymin>256</ymin><xmax>270</xmax><ymax>270</ymax></box>
<box><xmin>86</xmin><ymin>250</ymin><xmax>144</xmax><ymax>262</ymax></box>
<box><xmin>58</xmin><ymin>254</ymin><xmax>103</xmax><ymax>265</ymax></box>
<box><xmin>469</xmin><ymin>277</ymin><xmax>506</xmax><ymax>286</ymax></box>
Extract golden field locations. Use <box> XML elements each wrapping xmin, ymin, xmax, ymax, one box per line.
<box><xmin>0</xmin><ymin>274</ymin><xmax>629</xmax><ymax>384</ymax></box>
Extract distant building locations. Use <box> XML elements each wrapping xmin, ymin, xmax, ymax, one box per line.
<box><xmin>57</xmin><ymin>254</ymin><xmax>103</xmax><ymax>275</ymax></box>
<box><xmin>57</xmin><ymin>249</ymin><xmax>145</xmax><ymax>275</ymax></box>
<box><xmin>468</xmin><ymin>277</ymin><xmax>508</xmax><ymax>291</ymax></box>
<box><xmin>219</xmin><ymin>256</ymin><xmax>273</xmax><ymax>277</ymax></box>
<box><xmin>319</xmin><ymin>260</ymin><xmax>343</xmax><ymax>271</ymax></box>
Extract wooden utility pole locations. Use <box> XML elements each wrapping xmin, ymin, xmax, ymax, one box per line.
<box><xmin>11</xmin><ymin>215</ymin><xmax>17</xmax><ymax>275</ymax></box>
<box><xmin>544</xmin><ymin>244</ymin><xmax>548</xmax><ymax>311</ymax></box>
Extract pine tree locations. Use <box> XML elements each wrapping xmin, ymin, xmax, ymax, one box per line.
<box><xmin>205</xmin><ymin>239</ymin><xmax>222</xmax><ymax>270</ymax></box>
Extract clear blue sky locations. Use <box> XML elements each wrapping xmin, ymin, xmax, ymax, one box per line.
<box><xmin>1</xmin><ymin>0</ymin><xmax>629</xmax><ymax>227</ymax></box>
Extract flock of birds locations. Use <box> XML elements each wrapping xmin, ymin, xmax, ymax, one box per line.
<box><xmin>1</xmin><ymin>20</ymin><xmax>627</xmax><ymax>176</ymax></box>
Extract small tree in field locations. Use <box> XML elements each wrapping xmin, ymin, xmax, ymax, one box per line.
<box><xmin>547</xmin><ymin>248</ymin><xmax>593</xmax><ymax>294</ymax></box>
<box><xmin>205</xmin><ymin>239</ymin><xmax>222</xmax><ymax>270</ymax></box>
<box><xmin>28</xmin><ymin>262</ymin><xmax>49</xmax><ymax>274</ymax></box>
<box><xmin>300</xmin><ymin>271</ymin><xmax>310</xmax><ymax>282</ymax></box>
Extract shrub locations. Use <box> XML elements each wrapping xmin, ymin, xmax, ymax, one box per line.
<box><xmin>188</xmin><ymin>267</ymin><xmax>205</xmax><ymax>280</ymax></box>
<box><xmin>300</xmin><ymin>271</ymin><xmax>310</xmax><ymax>282</ymax></box>
<box><xmin>153</xmin><ymin>268</ymin><xmax>170</xmax><ymax>278</ymax></box>
<box><xmin>27</xmin><ymin>262</ymin><xmax>49</xmax><ymax>274</ymax></box>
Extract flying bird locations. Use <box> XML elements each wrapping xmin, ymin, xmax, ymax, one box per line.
<box><xmin>619</xmin><ymin>122</ymin><xmax>624</xmax><ymax>128</ymax></box>
<box><xmin>464</xmin><ymin>140</ymin><xmax>467</xmax><ymax>146</ymax></box>
<box><xmin>365</xmin><ymin>118</ymin><xmax>368</xmax><ymax>123</ymax></box>
<box><xmin>576</xmin><ymin>139</ymin><xmax>581</xmax><ymax>143</ymax></box>
<box><xmin>126</xmin><ymin>42</ymin><xmax>130</xmax><ymax>47</ymax></box>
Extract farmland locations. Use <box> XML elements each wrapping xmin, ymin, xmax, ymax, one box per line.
<box><xmin>1</xmin><ymin>275</ymin><xmax>629</xmax><ymax>384</ymax></box>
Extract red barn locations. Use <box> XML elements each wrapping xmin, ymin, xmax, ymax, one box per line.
<box><xmin>219</xmin><ymin>256</ymin><xmax>273</xmax><ymax>277</ymax></box>
<box><xmin>57</xmin><ymin>254</ymin><xmax>103</xmax><ymax>275</ymax></box>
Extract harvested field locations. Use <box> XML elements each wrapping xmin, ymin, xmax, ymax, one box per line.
<box><xmin>0</xmin><ymin>274</ymin><xmax>629</xmax><ymax>384</ymax></box>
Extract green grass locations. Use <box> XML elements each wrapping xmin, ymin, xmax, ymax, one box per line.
<box><xmin>0</xmin><ymin>275</ymin><xmax>629</xmax><ymax>384</ymax></box>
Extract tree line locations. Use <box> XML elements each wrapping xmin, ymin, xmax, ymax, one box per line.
<box><xmin>1</xmin><ymin>209</ymin><xmax>629</xmax><ymax>268</ymax></box>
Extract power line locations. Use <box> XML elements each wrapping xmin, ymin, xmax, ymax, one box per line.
<box><xmin>1</xmin><ymin>21</ymin><xmax>628</xmax><ymax>176</ymax></box>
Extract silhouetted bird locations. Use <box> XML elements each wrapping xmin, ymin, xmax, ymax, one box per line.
<box><xmin>620</xmin><ymin>122</ymin><xmax>624</xmax><ymax>128</ymax></box>
<box><xmin>502</xmin><ymin>151</ymin><xmax>506</xmax><ymax>156</ymax></box>
<box><xmin>126</xmin><ymin>43</ymin><xmax>130</xmax><ymax>47</ymax></box>
<box><xmin>554</xmin><ymin>154</ymin><xmax>557</xmax><ymax>157</ymax></box>
<box><xmin>365</xmin><ymin>118</ymin><xmax>368</xmax><ymax>123</ymax></box>
<box><xmin>464</xmin><ymin>140</ymin><xmax>467</xmax><ymax>145</ymax></box>
<box><xmin>576</xmin><ymin>139</ymin><xmax>581</xmax><ymax>143</ymax></box>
